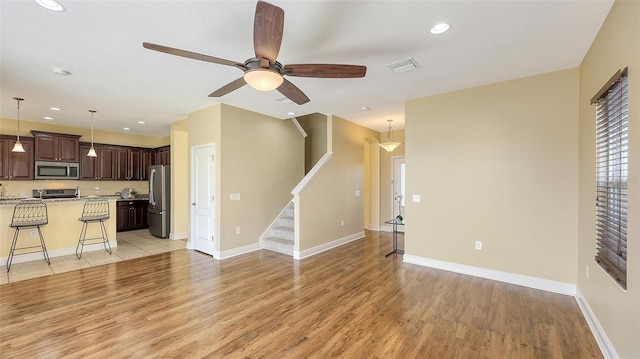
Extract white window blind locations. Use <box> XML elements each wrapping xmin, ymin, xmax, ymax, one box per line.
<box><xmin>592</xmin><ymin>68</ymin><xmax>628</xmax><ymax>289</ymax></box>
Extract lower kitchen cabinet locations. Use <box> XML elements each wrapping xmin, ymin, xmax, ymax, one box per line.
<box><xmin>116</xmin><ymin>200</ymin><xmax>149</xmax><ymax>232</ymax></box>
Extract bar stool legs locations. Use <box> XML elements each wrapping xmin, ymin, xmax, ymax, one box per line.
<box><xmin>76</xmin><ymin>199</ymin><xmax>112</xmax><ymax>259</ymax></box>
<box><xmin>76</xmin><ymin>219</ymin><xmax>112</xmax><ymax>259</ymax></box>
<box><xmin>7</xmin><ymin>200</ymin><xmax>50</xmax><ymax>272</ymax></box>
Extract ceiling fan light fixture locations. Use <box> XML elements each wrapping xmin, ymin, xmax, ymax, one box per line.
<box><xmin>244</xmin><ymin>68</ymin><xmax>283</xmax><ymax>91</ymax></box>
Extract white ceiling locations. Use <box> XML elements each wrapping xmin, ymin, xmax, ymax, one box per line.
<box><xmin>0</xmin><ymin>0</ymin><xmax>613</xmax><ymax>136</ymax></box>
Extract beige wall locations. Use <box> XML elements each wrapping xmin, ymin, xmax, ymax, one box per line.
<box><xmin>187</xmin><ymin>105</ymin><xmax>221</xmax><ymax>252</ymax></box>
<box><xmin>297</xmin><ymin>113</ymin><xmax>327</xmax><ymax>174</ymax></box>
<box><xmin>365</xmin><ymin>137</ymin><xmax>381</xmax><ymax>229</ymax></box>
<box><xmin>578</xmin><ymin>0</ymin><xmax>640</xmax><ymax>357</ymax></box>
<box><xmin>297</xmin><ymin>115</ymin><xmax>379</xmax><ymax>251</ymax></box>
<box><xmin>0</xmin><ymin>118</ymin><xmax>168</xmax><ymax>148</ymax></box>
<box><xmin>170</xmin><ymin>119</ymin><xmax>189</xmax><ymax>238</ymax></box>
<box><xmin>0</xmin><ymin>199</ymin><xmax>117</xmax><ymax>258</ymax></box>
<box><xmin>0</xmin><ymin>180</ymin><xmax>148</xmax><ymax>199</ymax></box>
<box><xmin>379</xmin><ymin>129</ymin><xmax>405</xmax><ymax>227</ymax></box>
<box><xmin>405</xmin><ymin>68</ymin><xmax>579</xmax><ymax>283</ymax></box>
<box><xmin>219</xmin><ymin>104</ymin><xmax>304</xmax><ymax>252</ymax></box>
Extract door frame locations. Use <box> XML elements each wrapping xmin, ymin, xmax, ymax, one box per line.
<box><xmin>391</xmin><ymin>156</ymin><xmax>405</xmax><ymax>230</ymax></box>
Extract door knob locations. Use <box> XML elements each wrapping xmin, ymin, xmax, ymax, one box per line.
<box><xmin>192</xmin><ymin>202</ymin><xmax>196</xmax><ymax>206</ymax></box>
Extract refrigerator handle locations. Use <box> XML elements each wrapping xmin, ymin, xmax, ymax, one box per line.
<box><xmin>149</xmin><ymin>168</ymin><xmax>156</xmax><ymax>206</ymax></box>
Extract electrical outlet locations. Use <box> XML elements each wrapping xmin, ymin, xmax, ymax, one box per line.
<box><xmin>475</xmin><ymin>241</ymin><xmax>482</xmax><ymax>250</ymax></box>
<box><xmin>30</xmin><ymin>230</ymin><xmax>36</xmax><ymax>238</ymax></box>
<box><xmin>230</xmin><ymin>193</ymin><xmax>241</xmax><ymax>201</ymax></box>
<box><xmin>355</xmin><ymin>191</ymin><xmax>360</xmax><ymax>197</ymax></box>
<box><xmin>235</xmin><ymin>227</ymin><xmax>241</xmax><ymax>235</ymax></box>
<box><xmin>21</xmin><ymin>190</ymin><xmax>27</xmax><ymax>197</ymax></box>
<box><xmin>341</xmin><ymin>220</ymin><xmax>344</xmax><ymax>227</ymax></box>
<box><xmin>412</xmin><ymin>195</ymin><xmax>421</xmax><ymax>203</ymax></box>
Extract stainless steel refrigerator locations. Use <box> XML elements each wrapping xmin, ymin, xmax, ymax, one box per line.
<box><xmin>148</xmin><ymin>165</ymin><xmax>170</xmax><ymax>238</ymax></box>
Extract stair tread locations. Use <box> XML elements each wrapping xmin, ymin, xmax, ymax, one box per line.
<box><xmin>263</xmin><ymin>236</ymin><xmax>294</xmax><ymax>244</ymax></box>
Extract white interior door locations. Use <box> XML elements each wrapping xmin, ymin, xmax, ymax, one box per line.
<box><xmin>191</xmin><ymin>144</ymin><xmax>216</xmax><ymax>256</ymax></box>
<box><xmin>392</xmin><ymin>156</ymin><xmax>405</xmax><ymax>223</ymax></box>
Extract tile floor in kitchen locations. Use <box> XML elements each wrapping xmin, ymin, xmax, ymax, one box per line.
<box><xmin>0</xmin><ymin>229</ymin><xmax>187</xmax><ymax>285</ymax></box>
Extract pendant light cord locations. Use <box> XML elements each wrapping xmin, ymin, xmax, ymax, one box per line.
<box><xmin>13</xmin><ymin>97</ymin><xmax>24</xmax><ymax>142</ymax></box>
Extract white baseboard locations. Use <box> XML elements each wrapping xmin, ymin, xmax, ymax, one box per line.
<box><xmin>366</xmin><ymin>225</ymin><xmax>381</xmax><ymax>231</ymax></box>
<box><xmin>402</xmin><ymin>254</ymin><xmax>576</xmax><ymax>296</ymax></box>
<box><xmin>575</xmin><ymin>288</ymin><xmax>619</xmax><ymax>359</ymax></box>
<box><xmin>294</xmin><ymin>231</ymin><xmax>364</xmax><ymax>260</ymax></box>
<box><xmin>0</xmin><ymin>240</ymin><xmax>118</xmax><ymax>266</ymax></box>
<box><xmin>219</xmin><ymin>243</ymin><xmax>261</xmax><ymax>260</ymax></box>
<box><xmin>170</xmin><ymin>232</ymin><xmax>188</xmax><ymax>240</ymax></box>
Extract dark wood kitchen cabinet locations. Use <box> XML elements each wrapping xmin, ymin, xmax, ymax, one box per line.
<box><xmin>116</xmin><ymin>147</ymin><xmax>146</xmax><ymax>180</ymax></box>
<box><xmin>153</xmin><ymin>145</ymin><xmax>170</xmax><ymax>166</ymax></box>
<box><xmin>79</xmin><ymin>143</ymin><xmax>116</xmax><ymax>180</ymax></box>
<box><xmin>30</xmin><ymin>130</ymin><xmax>81</xmax><ymax>162</ymax></box>
<box><xmin>0</xmin><ymin>135</ymin><xmax>34</xmax><ymax>180</ymax></box>
<box><xmin>116</xmin><ymin>200</ymin><xmax>149</xmax><ymax>232</ymax></box>
<box><xmin>141</xmin><ymin>149</ymin><xmax>153</xmax><ymax>180</ymax></box>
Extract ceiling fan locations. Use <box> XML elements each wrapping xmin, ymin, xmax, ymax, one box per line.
<box><xmin>143</xmin><ymin>1</ymin><xmax>367</xmax><ymax>105</ymax></box>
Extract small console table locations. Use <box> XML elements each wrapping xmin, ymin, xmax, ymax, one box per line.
<box><xmin>385</xmin><ymin>219</ymin><xmax>404</xmax><ymax>257</ymax></box>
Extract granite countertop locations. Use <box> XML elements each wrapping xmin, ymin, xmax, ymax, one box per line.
<box><xmin>116</xmin><ymin>196</ymin><xmax>149</xmax><ymax>202</ymax></box>
<box><xmin>0</xmin><ymin>195</ymin><xmax>121</xmax><ymax>206</ymax></box>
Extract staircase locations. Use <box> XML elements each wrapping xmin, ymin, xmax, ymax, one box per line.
<box><xmin>261</xmin><ymin>201</ymin><xmax>295</xmax><ymax>256</ymax></box>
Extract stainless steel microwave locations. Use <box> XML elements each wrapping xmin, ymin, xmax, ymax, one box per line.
<box><xmin>34</xmin><ymin>161</ymin><xmax>80</xmax><ymax>180</ymax></box>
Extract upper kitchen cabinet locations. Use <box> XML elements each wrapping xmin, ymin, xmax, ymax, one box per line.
<box><xmin>141</xmin><ymin>149</ymin><xmax>153</xmax><ymax>180</ymax></box>
<box><xmin>117</xmin><ymin>147</ymin><xmax>150</xmax><ymax>181</ymax></box>
<box><xmin>0</xmin><ymin>135</ymin><xmax>34</xmax><ymax>180</ymax></box>
<box><xmin>30</xmin><ymin>130</ymin><xmax>81</xmax><ymax>162</ymax></box>
<box><xmin>153</xmin><ymin>145</ymin><xmax>170</xmax><ymax>166</ymax></box>
<box><xmin>79</xmin><ymin>143</ymin><xmax>116</xmax><ymax>180</ymax></box>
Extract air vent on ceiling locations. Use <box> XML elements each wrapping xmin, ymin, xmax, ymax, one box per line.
<box><xmin>387</xmin><ymin>57</ymin><xmax>419</xmax><ymax>73</ymax></box>
<box><xmin>275</xmin><ymin>96</ymin><xmax>293</xmax><ymax>104</ymax></box>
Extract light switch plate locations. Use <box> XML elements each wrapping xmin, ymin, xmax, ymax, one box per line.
<box><xmin>412</xmin><ymin>195</ymin><xmax>421</xmax><ymax>203</ymax></box>
<box><xmin>230</xmin><ymin>193</ymin><xmax>241</xmax><ymax>201</ymax></box>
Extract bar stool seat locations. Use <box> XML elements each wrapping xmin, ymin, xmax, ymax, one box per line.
<box><xmin>7</xmin><ymin>199</ymin><xmax>50</xmax><ymax>272</ymax></box>
<box><xmin>76</xmin><ymin>199</ymin><xmax>112</xmax><ymax>259</ymax></box>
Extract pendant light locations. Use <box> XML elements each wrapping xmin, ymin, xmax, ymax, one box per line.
<box><xmin>12</xmin><ymin>97</ymin><xmax>25</xmax><ymax>153</ymax></box>
<box><xmin>379</xmin><ymin>119</ymin><xmax>401</xmax><ymax>153</ymax></box>
<box><xmin>87</xmin><ymin>110</ymin><xmax>97</xmax><ymax>157</ymax></box>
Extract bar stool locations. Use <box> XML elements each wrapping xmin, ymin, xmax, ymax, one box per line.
<box><xmin>7</xmin><ymin>199</ymin><xmax>50</xmax><ymax>272</ymax></box>
<box><xmin>76</xmin><ymin>199</ymin><xmax>112</xmax><ymax>259</ymax></box>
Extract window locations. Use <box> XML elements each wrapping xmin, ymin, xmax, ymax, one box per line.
<box><xmin>592</xmin><ymin>68</ymin><xmax>629</xmax><ymax>289</ymax></box>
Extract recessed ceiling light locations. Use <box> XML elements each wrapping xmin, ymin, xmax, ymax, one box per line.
<box><xmin>123</xmin><ymin>127</ymin><xmax>130</xmax><ymax>131</ymax></box>
<box><xmin>52</xmin><ymin>67</ymin><xmax>71</xmax><ymax>76</ymax></box>
<box><xmin>137</xmin><ymin>121</ymin><xmax>146</xmax><ymax>125</ymax></box>
<box><xmin>35</xmin><ymin>0</ymin><xmax>65</xmax><ymax>12</ymax></box>
<box><xmin>43</xmin><ymin>116</ymin><xmax>53</xmax><ymax>120</ymax></box>
<box><xmin>361</xmin><ymin>106</ymin><xmax>370</xmax><ymax>111</ymax></box>
<box><xmin>430</xmin><ymin>23</ymin><xmax>450</xmax><ymax>35</ymax></box>
<box><xmin>287</xmin><ymin>112</ymin><xmax>296</xmax><ymax>116</ymax></box>
<box><xmin>49</xmin><ymin>107</ymin><xmax>61</xmax><ymax>111</ymax></box>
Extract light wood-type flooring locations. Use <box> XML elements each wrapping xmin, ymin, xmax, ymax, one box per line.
<box><xmin>0</xmin><ymin>231</ymin><xmax>602</xmax><ymax>358</ymax></box>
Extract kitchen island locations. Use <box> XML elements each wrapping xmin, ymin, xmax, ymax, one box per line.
<box><xmin>0</xmin><ymin>196</ymin><xmax>119</xmax><ymax>266</ymax></box>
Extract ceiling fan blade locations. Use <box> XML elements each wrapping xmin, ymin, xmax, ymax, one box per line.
<box><xmin>253</xmin><ymin>1</ymin><xmax>284</xmax><ymax>64</ymax></box>
<box><xmin>209</xmin><ymin>77</ymin><xmax>247</xmax><ymax>97</ymax></box>
<box><xmin>143</xmin><ymin>42</ymin><xmax>244</xmax><ymax>68</ymax></box>
<box><xmin>277</xmin><ymin>78</ymin><xmax>310</xmax><ymax>105</ymax></box>
<box><xmin>284</xmin><ymin>64</ymin><xmax>367</xmax><ymax>78</ymax></box>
